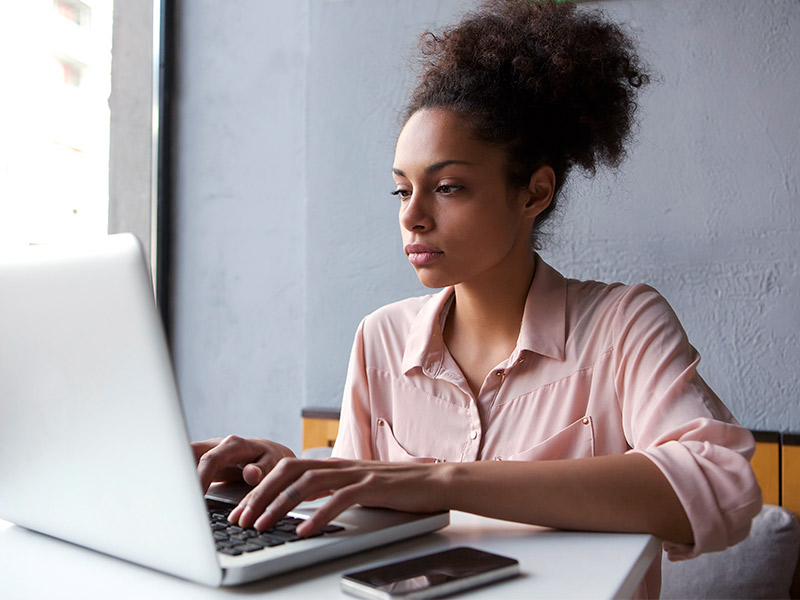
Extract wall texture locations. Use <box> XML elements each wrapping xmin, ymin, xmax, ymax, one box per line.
<box><xmin>173</xmin><ymin>0</ymin><xmax>800</xmax><ymax>451</ymax></box>
<box><xmin>548</xmin><ymin>0</ymin><xmax>800</xmax><ymax>432</ymax></box>
<box><xmin>172</xmin><ymin>0</ymin><xmax>309</xmax><ymax>446</ymax></box>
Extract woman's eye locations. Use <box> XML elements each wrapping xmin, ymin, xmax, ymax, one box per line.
<box><xmin>436</xmin><ymin>184</ymin><xmax>462</xmax><ymax>195</ymax></box>
<box><xmin>391</xmin><ymin>189</ymin><xmax>411</xmax><ymax>200</ymax></box>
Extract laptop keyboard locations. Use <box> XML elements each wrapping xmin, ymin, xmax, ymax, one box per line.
<box><xmin>207</xmin><ymin>499</ymin><xmax>345</xmax><ymax>556</ymax></box>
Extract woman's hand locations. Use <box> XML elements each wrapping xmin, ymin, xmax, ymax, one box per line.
<box><xmin>227</xmin><ymin>458</ymin><xmax>448</xmax><ymax>537</ymax></box>
<box><xmin>191</xmin><ymin>435</ymin><xmax>295</xmax><ymax>494</ymax></box>
<box><xmin>215</xmin><ymin>452</ymin><xmax>693</xmax><ymax>546</ymax></box>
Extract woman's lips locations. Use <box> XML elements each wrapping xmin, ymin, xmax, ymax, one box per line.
<box><xmin>405</xmin><ymin>244</ymin><xmax>444</xmax><ymax>266</ymax></box>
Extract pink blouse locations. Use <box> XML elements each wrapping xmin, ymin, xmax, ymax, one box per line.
<box><xmin>331</xmin><ymin>254</ymin><xmax>762</xmax><ymax>593</ymax></box>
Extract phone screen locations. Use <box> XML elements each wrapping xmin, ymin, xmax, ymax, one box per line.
<box><xmin>342</xmin><ymin>547</ymin><xmax>519</xmax><ymax>599</ymax></box>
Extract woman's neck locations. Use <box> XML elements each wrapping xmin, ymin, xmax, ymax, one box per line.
<box><xmin>442</xmin><ymin>256</ymin><xmax>536</xmax><ymax>396</ymax></box>
<box><xmin>452</xmin><ymin>254</ymin><xmax>535</xmax><ymax>335</ymax></box>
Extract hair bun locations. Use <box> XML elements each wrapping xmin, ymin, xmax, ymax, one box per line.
<box><xmin>405</xmin><ymin>0</ymin><xmax>650</xmax><ymax>233</ymax></box>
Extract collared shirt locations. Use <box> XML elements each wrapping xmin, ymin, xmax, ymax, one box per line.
<box><xmin>332</xmin><ymin>254</ymin><xmax>762</xmax><ymax>572</ymax></box>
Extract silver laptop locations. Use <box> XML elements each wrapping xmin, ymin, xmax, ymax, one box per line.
<box><xmin>0</xmin><ymin>233</ymin><xmax>448</xmax><ymax>587</ymax></box>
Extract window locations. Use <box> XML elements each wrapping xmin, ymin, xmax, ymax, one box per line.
<box><xmin>54</xmin><ymin>0</ymin><xmax>91</xmax><ymax>28</ymax></box>
<box><xmin>1</xmin><ymin>0</ymin><xmax>111</xmax><ymax>246</ymax></box>
<box><xmin>56</xmin><ymin>56</ymin><xmax>85</xmax><ymax>87</ymax></box>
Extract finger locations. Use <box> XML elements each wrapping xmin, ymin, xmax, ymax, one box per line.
<box><xmin>252</xmin><ymin>483</ymin><xmax>310</xmax><ymax>531</ymax></box>
<box><xmin>196</xmin><ymin>435</ymin><xmax>260</xmax><ymax>493</ymax></box>
<box><xmin>227</xmin><ymin>502</ymin><xmax>245</xmax><ymax>524</ymax></box>
<box><xmin>233</xmin><ymin>459</ymin><xmax>338</xmax><ymax>529</ymax></box>
<box><xmin>190</xmin><ymin>438</ymin><xmax>222</xmax><ymax>463</ymax></box>
<box><xmin>304</xmin><ymin>489</ymin><xmax>335</xmax><ymax>502</ymax></box>
<box><xmin>227</xmin><ymin>475</ymin><xmax>280</xmax><ymax>525</ymax></box>
<box><xmin>252</xmin><ymin>466</ymin><xmax>359</xmax><ymax>532</ymax></box>
<box><xmin>242</xmin><ymin>463</ymin><xmax>264</xmax><ymax>486</ymax></box>
<box><xmin>227</xmin><ymin>481</ymin><xmax>329</xmax><ymax>527</ymax></box>
<box><xmin>230</xmin><ymin>457</ymin><xmax>302</xmax><ymax>528</ymax></box>
<box><xmin>235</xmin><ymin>444</ymin><xmax>297</xmax><ymax>488</ymax></box>
<box><xmin>295</xmin><ymin>482</ymin><xmax>368</xmax><ymax>537</ymax></box>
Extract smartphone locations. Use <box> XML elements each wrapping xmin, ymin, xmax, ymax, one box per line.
<box><xmin>340</xmin><ymin>546</ymin><xmax>520</xmax><ymax>600</ymax></box>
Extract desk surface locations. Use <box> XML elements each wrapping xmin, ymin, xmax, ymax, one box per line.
<box><xmin>0</xmin><ymin>512</ymin><xmax>659</xmax><ymax>599</ymax></box>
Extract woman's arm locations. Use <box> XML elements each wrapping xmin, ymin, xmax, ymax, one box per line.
<box><xmin>441</xmin><ymin>453</ymin><xmax>692</xmax><ymax>543</ymax></box>
<box><xmin>227</xmin><ymin>452</ymin><xmax>692</xmax><ymax>545</ymax></box>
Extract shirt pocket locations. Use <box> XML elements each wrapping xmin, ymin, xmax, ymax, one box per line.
<box><xmin>492</xmin><ymin>416</ymin><xmax>595</xmax><ymax>461</ymax></box>
<box><xmin>374</xmin><ymin>417</ymin><xmax>442</xmax><ymax>463</ymax></box>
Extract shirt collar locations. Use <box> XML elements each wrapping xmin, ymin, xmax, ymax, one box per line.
<box><xmin>401</xmin><ymin>287</ymin><xmax>454</xmax><ymax>376</ymax></box>
<box><xmin>402</xmin><ymin>254</ymin><xmax>567</xmax><ymax>375</ymax></box>
<box><xmin>516</xmin><ymin>253</ymin><xmax>566</xmax><ymax>361</ymax></box>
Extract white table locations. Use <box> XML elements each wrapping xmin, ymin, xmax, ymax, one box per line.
<box><xmin>0</xmin><ymin>512</ymin><xmax>659</xmax><ymax>599</ymax></box>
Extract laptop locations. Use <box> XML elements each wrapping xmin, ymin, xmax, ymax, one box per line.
<box><xmin>0</xmin><ymin>233</ymin><xmax>449</xmax><ymax>587</ymax></box>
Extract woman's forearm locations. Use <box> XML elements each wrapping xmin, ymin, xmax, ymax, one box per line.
<box><xmin>435</xmin><ymin>453</ymin><xmax>693</xmax><ymax>544</ymax></box>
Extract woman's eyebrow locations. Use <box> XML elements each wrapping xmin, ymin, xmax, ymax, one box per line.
<box><xmin>392</xmin><ymin>159</ymin><xmax>473</xmax><ymax>178</ymax></box>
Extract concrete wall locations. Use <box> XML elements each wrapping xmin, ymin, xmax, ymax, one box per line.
<box><xmin>548</xmin><ymin>0</ymin><xmax>800</xmax><ymax>432</ymax></box>
<box><xmin>172</xmin><ymin>0</ymin><xmax>800</xmax><ymax>451</ymax></box>
<box><xmin>171</xmin><ymin>0</ymin><xmax>309</xmax><ymax>446</ymax></box>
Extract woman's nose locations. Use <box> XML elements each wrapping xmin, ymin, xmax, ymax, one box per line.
<box><xmin>399</xmin><ymin>193</ymin><xmax>434</xmax><ymax>232</ymax></box>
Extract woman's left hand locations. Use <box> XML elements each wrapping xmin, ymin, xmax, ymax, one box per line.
<box><xmin>227</xmin><ymin>457</ymin><xmax>447</xmax><ymax>536</ymax></box>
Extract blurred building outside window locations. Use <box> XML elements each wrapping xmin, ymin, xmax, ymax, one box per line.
<box><xmin>1</xmin><ymin>0</ymin><xmax>113</xmax><ymax>246</ymax></box>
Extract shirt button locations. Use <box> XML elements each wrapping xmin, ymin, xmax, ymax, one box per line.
<box><xmin>582</xmin><ymin>417</ymin><xmax>590</xmax><ymax>425</ymax></box>
<box><xmin>495</xmin><ymin>370</ymin><xmax>504</xmax><ymax>377</ymax></box>
<box><xmin>377</xmin><ymin>419</ymin><xmax>385</xmax><ymax>426</ymax></box>
<box><xmin>469</xmin><ymin>430</ymin><xmax>478</xmax><ymax>440</ymax></box>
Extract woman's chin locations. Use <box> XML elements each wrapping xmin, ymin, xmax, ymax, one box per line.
<box><xmin>414</xmin><ymin>269</ymin><xmax>455</xmax><ymax>290</ymax></box>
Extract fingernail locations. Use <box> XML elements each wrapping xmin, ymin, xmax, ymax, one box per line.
<box><xmin>254</xmin><ymin>512</ymin><xmax>271</xmax><ymax>531</ymax></box>
<box><xmin>238</xmin><ymin>506</ymin><xmax>253</xmax><ymax>526</ymax></box>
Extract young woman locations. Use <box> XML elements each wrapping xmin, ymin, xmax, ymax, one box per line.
<box><xmin>193</xmin><ymin>1</ymin><xmax>761</xmax><ymax>596</ymax></box>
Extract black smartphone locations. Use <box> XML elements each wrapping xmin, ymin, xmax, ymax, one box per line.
<box><xmin>340</xmin><ymin>546</ymin><xmax>520</xmax><ymax>599</ymax></box>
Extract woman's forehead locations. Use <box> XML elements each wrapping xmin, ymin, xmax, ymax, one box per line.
<box><xmin>394</xmin><ymin>108</ymin><xmax>504</xmax><ymax>174</ymax></box>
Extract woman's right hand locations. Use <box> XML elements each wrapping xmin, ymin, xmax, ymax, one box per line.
<box><xmin>191</xmin><ymin>435</ymin><xmax>295</xmax><ymax>494</ymax></box>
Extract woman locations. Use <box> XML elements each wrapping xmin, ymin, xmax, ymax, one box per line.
<box><xmin>193</xmin><ymin>1</ymin><xmax>761</xmax><ymax>596</ymax></box>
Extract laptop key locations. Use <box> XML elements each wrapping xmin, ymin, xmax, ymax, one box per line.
<box><xmin>265</xmin><ymin>529</ymin><xmax>301</xmax><ymax>542</ymax></box>
<box><xmin>242</xmin><ymin>542</ymin><xmax>266</xmax><ymax>553</ymax></box>
<box><xmin>301</xmin><ymin>530</ymin><xmax>324</xmax><ymax>539</ymax></box>
<box><xmin>215</xmin><ymin>541</ymin><xmax>239</xmax><ymax>550</ymax></box>
<box><xmin>207</xmin><ymin>500</ymin><xmax>347</xmax><ymax>556</ymax></box>
<box><xmin>255</xmin><ymin>535</ymin><xmax>286</xmax><ymax>547</ymax></box>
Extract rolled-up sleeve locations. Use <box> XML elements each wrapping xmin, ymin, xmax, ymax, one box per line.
<box><xmin>614</xmin><ymin>284</ymin><xmax>762</xmax><ymax>560</ymax></box>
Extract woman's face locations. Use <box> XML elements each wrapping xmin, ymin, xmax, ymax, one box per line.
<box><xmin>392</xmin><ymin>108</ymin><xmax>545</xmax><ymax>290</ymax></box>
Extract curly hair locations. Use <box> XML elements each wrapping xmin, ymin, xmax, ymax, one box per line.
<box><xmin>404</xmin><ymin>0</ymin><xmax>649</xmax><ymax>243</ymax></box>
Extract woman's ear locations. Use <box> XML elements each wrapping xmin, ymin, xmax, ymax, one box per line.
<box><xmin>523</xmin><ymin>165</ymin><xmax>555</xmax><ymax>218</ymax></box>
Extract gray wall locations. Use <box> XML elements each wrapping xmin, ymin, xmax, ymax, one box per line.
<box><xmin>173</xmin><ymin>0</ymin><xmax>800</xmax><ymax>452</ymax></box>
<box><xmin>172</xmin><ymin>1</ymin><xmax>309</xmax><ymax>446</ymax></box>
<box><xmin>547</xmin><ymin>1</ymin><xmax>800</xmax><ymax>432</ymax></box>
